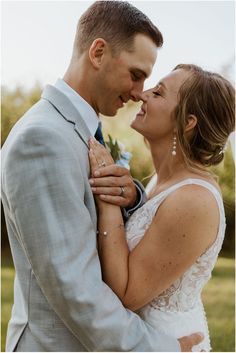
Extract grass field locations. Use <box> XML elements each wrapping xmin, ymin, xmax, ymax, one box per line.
<box><xmin>1</xmin><ymin>255</ymin><xmax>235</xmax><ymax>352</ymax></box>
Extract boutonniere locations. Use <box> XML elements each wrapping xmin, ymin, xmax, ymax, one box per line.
<box><xmin>105</xmin><ymin>134</ymin><xmax>132</xmax><ymax>170</ymax></box>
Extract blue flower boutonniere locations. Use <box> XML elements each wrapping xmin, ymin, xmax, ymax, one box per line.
<box><xmin>105</xmin><ymin>134</ymin><xmax>132</xmax><ymax>170</ymax></box>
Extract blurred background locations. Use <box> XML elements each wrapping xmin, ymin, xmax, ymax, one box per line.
<box><xmin>1</xmin><ymin>1</ymin><xmax>235</xmax><ymax>351</ymax></box>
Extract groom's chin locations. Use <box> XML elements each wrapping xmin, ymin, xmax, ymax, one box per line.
<box><xmin>101</xmin><ymin>107</ymin><xmax>119</xmax><ymax>117</ymax></box>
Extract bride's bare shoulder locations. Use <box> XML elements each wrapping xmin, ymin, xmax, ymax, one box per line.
<box><xmin>163</xmin><ymin>181</ymin><xmax>220</xmax><ymax>213</ymax></box>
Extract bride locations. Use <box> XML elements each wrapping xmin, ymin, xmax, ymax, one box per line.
<box><xmin>88</xmin><ymin>64</ymin><xmax>235</xmax><ymax>351</ymax></box>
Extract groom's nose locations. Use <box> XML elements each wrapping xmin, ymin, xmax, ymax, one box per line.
<box><xmin>130</xmin><ymin>81</ymin><xmax>145</xmax><ymax>102</ymax></box>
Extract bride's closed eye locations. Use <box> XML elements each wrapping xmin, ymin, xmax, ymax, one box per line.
<box><xmin>152</xmin><ymin>91</ymin><xmax>161</xmax><ymax>97</ymax></box>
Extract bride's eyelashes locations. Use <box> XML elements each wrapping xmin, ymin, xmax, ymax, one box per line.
<box><xmin>152</xmin><ymin>91</ymin><xmax>161</xmax><ymax>97</ymax></box>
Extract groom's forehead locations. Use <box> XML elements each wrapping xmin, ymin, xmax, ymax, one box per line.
<box><xmin>124</xmin><ymin>37</ymin><xmax>157</xmax><ymax>77</ymax></box>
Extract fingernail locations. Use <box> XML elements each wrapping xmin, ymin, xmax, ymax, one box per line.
<box><xmin>89</xmin><ymin>179</ymin><xmax>94</xmax><ymax>184</ymax></box>
<box><xmin>91</xmin><ymin>187</ymin><xmax>96</xmax><ymax>192</ymax></box>
<box><xmin>197</xmin><ymin>332</ymin><xmax>204</xmax><ymax>339</ymax></box>
<box><xmin>94</xmin><ymin>171</ymin><xmax>100</xmax><ymax>177</ymax></box>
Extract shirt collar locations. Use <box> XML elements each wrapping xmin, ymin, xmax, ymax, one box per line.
<box><xmin>54</xmin><ymin>78</ymin><xmax>99</xmax><ymax>137</ymax></box>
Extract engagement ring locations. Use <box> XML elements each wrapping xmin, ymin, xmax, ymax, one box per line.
<box><xmin>99</xmin><ymin>161</ymin><xmax>106</xmax><ymax>167</ymax></box>
<box><xmin>119</xmin><ymin>186</ymin><xmax>125</xmax><ymax>197</ymax></box>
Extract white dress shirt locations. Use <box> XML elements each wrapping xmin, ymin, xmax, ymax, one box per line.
<box><xmin>55</xmin><ymin>78</ymin><xmax>99</xmax><ymax>137</ymax></box>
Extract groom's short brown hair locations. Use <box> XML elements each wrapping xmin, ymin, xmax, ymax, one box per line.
<box><xmin>75</xmin><ymin>1</ymin><xmax>163</xmax><ymax>55</ymax></box>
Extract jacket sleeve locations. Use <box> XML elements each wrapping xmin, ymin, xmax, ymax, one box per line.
<box><xmin>4</xmin><ymin>124</ymin><xmax>180</xmax><ymax>352</ymax></box>
<box><xmin>123</xmin><ymin>179</ymin><xmax>148</xmax><ymax>221</ymax></box>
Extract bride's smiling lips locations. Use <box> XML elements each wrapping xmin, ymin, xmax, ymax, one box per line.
<box><xmin>136</xmin><ymin>104</ymin><xmax>146</xmax><ymax>118</ymax></box>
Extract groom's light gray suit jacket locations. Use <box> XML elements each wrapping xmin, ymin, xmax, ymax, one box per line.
<box><xmin>1</xmin><ymin>85</ymin><xmax>180</xmax><ymax>352</ymax></box>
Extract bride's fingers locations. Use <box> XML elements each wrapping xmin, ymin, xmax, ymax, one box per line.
<box><xmin>89</xmin><ymin>138</ymin><xmax>114</xmax><ymax>165</ymax></box>
<box><xmin>89</xmin><ymin>138</ymin><xmax>105</xmax><ymax>153</ymax></box>
<box><xmin>89</xmin><ymin>149</ymin><xmax>99</xmax><ymax>176</ymax></box>
<box><xmin>89</xmin><ymin>147</ymin><xmax>113</xmax><ymax>179</ymax></box>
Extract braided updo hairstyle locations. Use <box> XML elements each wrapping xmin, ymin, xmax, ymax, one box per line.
<box><xmin>173</xmin><ymin>64</ymin><xmax>235</xmax><ymax>168</ymax></box>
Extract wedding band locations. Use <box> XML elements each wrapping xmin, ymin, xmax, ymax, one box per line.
<box><xmin>99</xmin><ymin>161</ymin><xmax>106</xmax><ymax>167</ymax></box>
<box><xmin>119</xmin><ymin>186</ymin><xmax>125</xmax><ymax>197</ymax></box>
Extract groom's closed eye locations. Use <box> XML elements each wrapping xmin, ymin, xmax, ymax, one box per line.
<box><xmin>130</xmin><ymin>69</ymin><xmax>147</xmax><ymax>82</ymax></box>
<box><xmin>131</xmin><ymin>72</ymin><xmax>141</xmax><ymax>82</ymax></box>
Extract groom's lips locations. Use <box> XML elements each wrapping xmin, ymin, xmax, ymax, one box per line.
<box><xmin>119</xmin><ymin>96</ymin><xmax>129</xmax><ymax>104</ymax></box>
<box><xmin>117</xmin><ymin>97</ymin><xmax>124</xmax><ymax>108</ymax></box>
<box><xmin>117</xmin><ymin>96</ymin><xmax>128</xmax><ymax>108</ymax></box>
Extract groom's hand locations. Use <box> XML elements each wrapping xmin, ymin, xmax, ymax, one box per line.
<box><xmin>178</xmin><ymin>332</ymin><xmax>204</xmax><ymax>351</ymax></box>
<box><xmin>89</xmin><ymin>164</ymin><xmax>137</xmax><ymax>208</ymax></box>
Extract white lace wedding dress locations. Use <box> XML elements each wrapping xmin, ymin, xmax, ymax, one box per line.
<box><xmin>125</xmin><ymin>178</ymin><xmax>226</xmax><ymax>352</ymax></box>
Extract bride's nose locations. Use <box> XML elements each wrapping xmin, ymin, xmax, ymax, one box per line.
<box><xmin>136</xmin><ymin>91</ymin><xmax>148</xmax><ymax>103</ymax></box>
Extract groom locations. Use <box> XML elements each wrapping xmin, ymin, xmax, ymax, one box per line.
<box><xmin>2</xmin><ymin>1</ymin><xmax>203</xmax><ymax>351</ymax></box>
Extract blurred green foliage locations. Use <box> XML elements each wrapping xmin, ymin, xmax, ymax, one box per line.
<box><xmin>1</xmin><ymin>84</ymin><xmax>235</xmax><ymax>256</ymax></box>
<box><xmin>1</xmin><ymin>84</ymin><xmax>42</xmax><ymax>145</ymax></box>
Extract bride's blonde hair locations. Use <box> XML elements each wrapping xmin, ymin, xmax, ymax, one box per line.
<box><xmin>173</xmin><ymin>64</ymin><xmax>235</xmax><ymax>170</ymax></box>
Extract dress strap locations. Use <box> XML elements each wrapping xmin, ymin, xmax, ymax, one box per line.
<box><xmin>151</xmin><ymin>178</ymin><xmax>226</xmax><ymax>256</ymax></box>
<box><xmin>151</xmin><ymin>178</ymin><xmax>225</xmax><ymax>219</ymax></box>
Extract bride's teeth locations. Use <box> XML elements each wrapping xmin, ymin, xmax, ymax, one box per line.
<box><xmin>138</xmin><ymin>109</ymin><xmax>145</xmax><ymax>115</ymax></box>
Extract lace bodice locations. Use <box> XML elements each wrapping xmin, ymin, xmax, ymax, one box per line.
<box><xmin>126</xmin><ymin>178</ymin><xmax>226</xmax><ymax>313</ymax></box>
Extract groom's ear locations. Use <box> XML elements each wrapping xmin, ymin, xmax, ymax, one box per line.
<box><xmin>89</xmin><ymin>38</ymin><xmax>108</xmax><ymax>69</ymax></box>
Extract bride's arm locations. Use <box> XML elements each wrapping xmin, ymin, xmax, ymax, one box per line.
<box><xmin>89</xmin><ymin>142</ymin><xmax>130</xmax><ymax>299</ymax></box>
<box><xmin>89</xmin><ymin>140</ymin><xmax>219</xmax><ymax>312</ymax></box>
<box><xmin>97</xmin><ymin>202</ymin><xmax>130</xmax><ymax>300</ymax></box>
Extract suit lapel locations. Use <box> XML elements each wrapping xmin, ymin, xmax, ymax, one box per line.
<box><xmin>41</xmin><ymin>85</ymin><xmax>91</xmax><ymax>148</ymax></box>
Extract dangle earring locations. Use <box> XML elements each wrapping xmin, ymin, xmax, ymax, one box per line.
<box><xmin>172</xmin><ymin>134</ymin><xmax>177</xmax><ymax>156</ymax></box>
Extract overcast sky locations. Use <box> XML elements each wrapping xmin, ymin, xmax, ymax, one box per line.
<box><xmin>1</xmin><ymin>0</ymin><xmax>235</xmax><ymax>90</ymax></box>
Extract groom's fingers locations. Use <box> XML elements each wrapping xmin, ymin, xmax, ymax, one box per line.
<box><xmin>98</xmin><ymin>194</ymin><xmax>129</xmax><ymax>207</ymax></box>
<box><xmin>89</xmin><ymin>176</ymin><xmax>127</xmax><ymax>187</ymax></box>
<box><xmin>93</xmin><ymin>165</ymin><xmax>129</xmax><ymax>177</ymax></box>
<box><xmin>89</xmin><ymin>175</ymin><xmax>136</xmax><ymax>208</ymax></box>
<box><xmin>91</xmin><ymin>186</ymin><xmax>127</xmax><ymax>196</ymax></box>
<box><xmin>178</xmin><ymin>332</ymin><xmax>204</xmax><ymax>352</ymax></box>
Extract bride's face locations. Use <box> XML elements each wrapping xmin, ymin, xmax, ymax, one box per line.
<box><xmin>131</xmin><ymin>69</ymin><xmax>190</xmax><ymax>142</ymax></box>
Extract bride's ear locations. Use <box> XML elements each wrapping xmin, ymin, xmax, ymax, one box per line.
<box><xmin>185</xmin><ymin>114</ymin><xmax>197</xmax><ymax>133</ymax></box>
